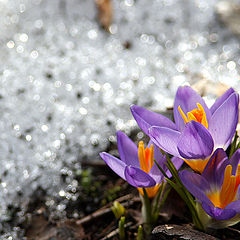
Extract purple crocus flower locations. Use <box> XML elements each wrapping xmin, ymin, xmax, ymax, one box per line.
<box><xmin>179</xmin><ymin>148</ymin><xmax>240</xmax><ymax>222</ymax></box>
<box><xmin>100</xmin><ymin>131</ymin><xmax>183</xmax><ymax>198</ymax></box>
<box><xmin>131</xmin><ymin>86</ymin><xmax>239</xmax><ymax>173</ymax></box>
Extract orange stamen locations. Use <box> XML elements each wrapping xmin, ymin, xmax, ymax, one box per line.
<box><xmin>148</xmin><ymin>144</ymin><xmax>154</xmax><ymax>171</ymax></box>
<box><xmin>178</xmin><ymin>103</ymin><xmax>209</xmax><ymax>173</ymax></box>
<box><xmin>221</xmin><ymin>176</ymin><xmax>236</xmax><ymax>208</ymax></box>
<box><xmin>178</xmin><ymin>103</ymin><xmax>208</xmax><ymax>129</ymax></box>
<box><xmin>138</xmin><ymin>141</ymin><xmax>148</xmax><ymax>173</ymax></box>
<box><xmin>138</xmin><ymin>142</ymin><xmax>157</xmax><ymax>198</ymax></box>
<box><xmin>207</xmin><ymin>191</ymin><xmax>221</xmax><ymax>208</ymax></box>
<box><xmin>178</xmin><ymin>106</ymin><xmax>188</xmax><ymax>124</ymax></box>
<box><xmin>207</xmin><ymin>164</ymin><xmax>240</xmax><ymax>209</ymax></box>
<box><xmin>220</xmin><ymin>165</ymin><xmax>232</xmax><ymax>200</ymax></box>
<box><xmin>234</xmin><ymin>165</ymin><xmax>240</xmax><ymax>192</ymax></box>
<box><xmin>138</xmin><ymin>141</ymin><xmax>154</xmax><ymax>173</ymax></box>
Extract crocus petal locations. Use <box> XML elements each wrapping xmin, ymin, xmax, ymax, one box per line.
<box><xmin>130</xmin><ymin>105</ymin><xmax>176</xmax><ymax>135</ymax></box>
<box><xmin>149</xmin><ymin>163</ymin><xmax>165</xmax><ymax>184</ymax></box>
<box><xmin>179</xmin><ymin>170</ymin><xmax>213</xmax><ymax>206</ymax></box>
<box><xmin>99</xmin><ymin>152</ymin><xmax>126</xmax><ymax>180</ymax></box>
<box><xmin>148</xmin><ymin>126</ymin><xmax>181</xmax><ymax>157</ymax></box>
<box><xmin>171</xmin><ymin>156</ymin><xmax>184</xmax><ymax>173</ymax></box>
<box><xmin>173</xmin><ymin>86</ymin><xmax>211</xmax><ymax>131</ymax></box>
<box><xmin>226</xmin><ymin>200</ymin><xmax>240</xmax><ymax>213</ymax></box>
<box><xmin>124</xmin><ymin>166</ymin><xmax>156</xmax><ymax>188</ymax></box>
<box><xmin>117</xmin><ymin>131</ymin><xmax>139</xmax><ymax>167</ymax></box>
<box><xmin>177</xmin><ymin>121</ymin><xmax>214</xmax><ymax>159</ymax></box>
<box><xmin>208</xmin><ymin>92</ymin><xmax>239</xmax><ymax>149</ymax></box>
<box><xmin>164</xmin><ymin>156</ymin><xmax>184</xmax><ymax>178</ymax></box>
<box><xmin>151</xmin><ymin>140</ymin><xmax>166</xmax><ymax>170</ymax></box>
<box><xmin>202</xmin><ymin>148</ymin><xmax>229</xmax><ymax>187</ymax></box>
<box><xmin>237</xmin><ymin>187</ymin><xmax>240</xmax><ymax>200</ymax></box>
<box><xmin>202</xmin><ymin>202</ymin><xmax>236</xmax><ymax>221</ymax></box>
<box><xmin>148</xmin><ymin>142</ymin><xmax>166</xmax><ymax>183</ymax></box>
<box><xmin>210</xmin><ymin>88</ymin><xmax>235</xmax><ymax>115</ymax></box>
<box><xmin>230</xmin><ymin>149</ymin><xmax>240</xmax><ymax>175</ymax></box>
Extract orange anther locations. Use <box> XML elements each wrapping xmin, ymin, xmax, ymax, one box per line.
<box><xmin>178</xmin><ymin>103</ymin><xmax>208</xmax><ymax>129</ymax></box>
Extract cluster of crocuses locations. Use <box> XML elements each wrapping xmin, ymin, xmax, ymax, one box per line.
<box><xmin>100</xmin><ymin>86</ymin><xmax>240</xmax><ymax>229</ymax></box>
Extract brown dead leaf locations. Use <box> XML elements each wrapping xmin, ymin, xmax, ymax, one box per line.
<box><xmin>152</xmin><ymin>224</ymin><xmax>217</xmax><ymax>240</ymax></box>
<box><xmin>95</xmin><ymin>0</ymin><xmax>113</xmax><ymax>32</ymax></box>
<box><xmin>25</xmin><ymin>212</ymin><xmax>85</xmax><ymax>240</ymax></box>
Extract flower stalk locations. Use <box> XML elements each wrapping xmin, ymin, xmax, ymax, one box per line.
<box><xmin>141</xmin><ymin>188</ymin><xmax>152</xmax><ymax>235</ymax></box>
<box><xmin>154</xmin><ymin>154</ymin><xmax>205</xmax><ymax>231</ymax></box>
<box><xmin>140</xmin><ymin>182</ymin><xmax>170</xmax><ymax>236</ymax></box>
<box><xmin>152</xmin><ymin>182</ymin><xmax>169</xmax><ymax>223</ymax></box>
<box><xmin>118</xmin><ymin>216</ymin><xmax>126</xmax><ymax>240</ymax></box>
<box><xmin>137</xmin><ymin>225</ymin><xmax>143</xmax><ymax>240</ymax></box>
<box><xmin>229</xmin><ymin>132</ymin><xmax>240</xmax><ymax>159</ymax></box>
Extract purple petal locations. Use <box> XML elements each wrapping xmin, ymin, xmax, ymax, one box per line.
<box><xmin>124</xmin><ymin>166</ymin><xmax>156</xmax><ymax>188</ymax></box>
<box><xmin>177</xmin><ymin>121</ymin><xmax>214</xmax><ymax>159</ymax></box>
<box><xmin>226</xmin><ymin>200</ymin><xmax>240</xmax><ymax>213</ymax></box>
<box><xmin>208</xmin><ymin>93</ymin><xmax>239</xmax><ymax>149</ymax></box>
<box><xmin>151</xmin><ymin>141</ymin><xmax>166</xmax><ymax>169</ymax></box>
<box><xmin>117</xmin><ymin>131</ymin><xmax>139</xmax><ymax>167</ymax></box>
<box><xmin>148</xmin><ymin>142</ymin><xmax>166</xmax><ymax>183</ymax></box>
<box><xmin>237</xmin><ymin>187</ymin><xmax>240</xmax><ymax>200</ymax></box>
<box><xmin>230</xmin><ymin>149</ymin><xmax>240</xmax><ymax>175</ymax></box>
<box><xmin>164</xmin><ymin>156</ymin><xmax>184</xmax><ymax>178</ymax></box>
<box><xmin>171</xmin><ymin>156</ymin><xmax>184</xmax><ymax>173</ymax></box>
<box><xmin>202</xmin><ymin>202</ymin><xmax>236</xmax><ymax>220</ymax></box>
<box><xmin>130</xmin><ymin>105</ymin><xmax>176</xmax><ymax>135</ymax></box>
<box><xmin>179</xmin><ymin>170</ymin><xmax>213</xmax><ymax>206</ymax></box>
<box><xmin>99</xmin><ymin>152</ymin><xmax>126</xmax><ymax>180</ymax></box>
<box><xmin>210</xmin><ymin>88</ymin><xmax>235</xmax><ymax>115</ymax></box>
<box><xmin>148</xmin><ymin>126</ymin><xmax>181</xmax><ymax>157</ymax></box>
<box><xmin>148</xmin><ymin>163</ymin><xmax>165</xmax><ymax>184</ymax></box>
<box><xmin>173</xmin><ymin>86</ymin><xmax>211</xmax><ymax>131</ymax></box>
<box><xmin>202</xmin><ymin>148</ymin><xmax>229</xmax><ymax>187</ymax></box>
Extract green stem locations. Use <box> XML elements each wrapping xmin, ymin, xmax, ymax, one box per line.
<box><xmin>166</xmin><ymin>178</ymin><xmax>203</xmax><ymax>230</ymax></box>
<box><xmin>154</xmin><ymin>159</ymin><xmax>168</xmax><ymax>178</ymax></box>
<box><xmin>137</xmin><ymin>225</ymin><xmax>143</xmax><ymax>240</ymax></box>
<box><xmin>236</xmin><ymin>138</ymin><xmax>240</xmax><ymax>151</ymax></box>
<box><xmin>229</xmin><ymin>132</ymin><xmax>238</xmax><ymax>158</ymax></box>
<box><xmin>118</xmin><ymin>216</ymin><xmax>125</xmax><ymax>240</ymax></box>
<box><xmin>141</xmin><ymin>188</ymin><xmax>153</xmax><ymax>236</ymax></box>
<box><xmin>155</xmin><ymin>154</ymin><xmax>204</xmax><ymax>231</ymax></box>
<box><xmin>152</xmin><ymin>182</ymin><xmax>170</xmax><ymax>223</ymax></box>
<box><xmin>155</xmin><ymin>186</ymin><xmax>171</xmax><ymax>220</ymax></box>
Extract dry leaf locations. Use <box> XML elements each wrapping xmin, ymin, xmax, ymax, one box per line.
<box><xmin>152</xmin><ymin>224</ymin><xmax>217</xmax><ymax>240</ymax></box>
<box><xmin>95</xmin><ymin>0</ymin><xmax>113</xmax><ymax>32</ymax></box>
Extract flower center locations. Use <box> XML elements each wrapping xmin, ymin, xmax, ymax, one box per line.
<box><xmin>138</xmin><ymin>141</ymin><xmax>154</xmax><ymax>173</ymax></box>
<box><xmin>178</xmin><ymin>103</ymin><xmax>208</xmax><ymax>129</ymax></box>
<box><xmin>138</xmin><ymin>142</ymin><xmax>160</xmax><ymax>198</ymax></box>
<box><xmin>207</xmin><ymin>164</ymin><xmax>240</xmax><ymax>209</ymax></box>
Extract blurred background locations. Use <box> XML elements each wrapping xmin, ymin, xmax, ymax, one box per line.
<box><xmin>0</xmin><ymin>0</ymin><xmax>240</xmax><ymax>238</ymax></box>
